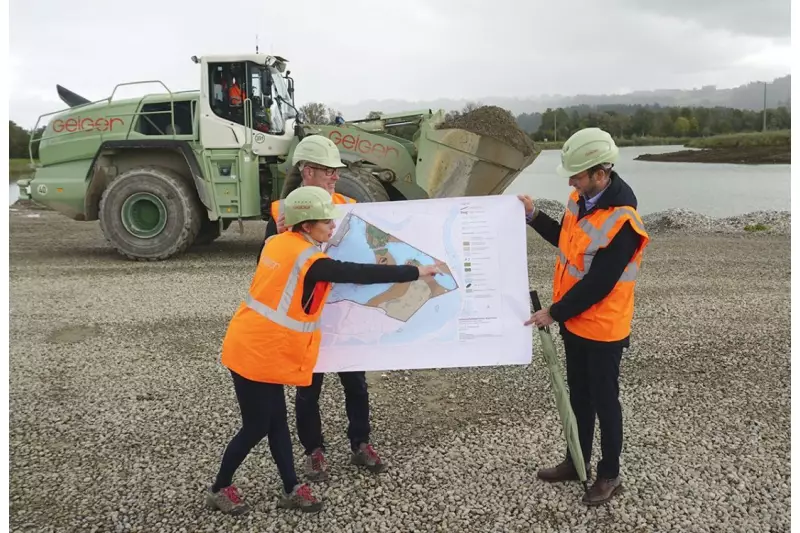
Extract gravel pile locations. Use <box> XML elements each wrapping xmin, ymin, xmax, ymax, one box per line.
<box><xmin>642</xmin><ymin>209</ymin><xmax>791</xmax><ymax>235</ymax></box>
<box><xmin>531</xmin><ymin>198</ymin><xmax>791</xmax><ymax>235</ymax></box>
<box><xmin>533</xmin><ymin>199</ymin><xmax>567</xmax><ymax>221</ymax></box>
<box><xmin>9</xmin><ymin>206</ymin><xmax>790</xmax><ymax>532</ymax></box>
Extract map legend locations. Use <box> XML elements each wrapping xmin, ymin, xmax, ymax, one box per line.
<box><xmin>457</xmin><ymin>202</ymin><xmax>503</xmax><ymax>339</ymax></box>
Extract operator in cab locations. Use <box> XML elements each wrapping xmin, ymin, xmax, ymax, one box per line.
<box><xmin>256</xmin><ymin>135</ymin><xmax>394</xmax><ymax>486</ymax></box>
<box><xmin>208</xmin><ymin>186</ymin><xmax>440</xmax><ymax>515</ymax></box>
<box><xmin>228</xmin><ymin>77</ymin><xmax>243</xmax><ymax>107</ymax></box>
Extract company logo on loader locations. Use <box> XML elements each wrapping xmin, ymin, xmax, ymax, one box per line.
<box><xmin>52</xmin><ymin>117</ymin><xmax>125</xmax><ymax>133</ymax></box>
<box><xmin>328</xmin><ymin>130</ymin><xmax>399</xmax><ymax>160</ymax></box>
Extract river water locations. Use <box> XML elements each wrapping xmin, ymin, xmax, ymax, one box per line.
<box><xmin>8</xmin><ymin>146</ymin><xmax>791</xmax><ymax>217</ymax></box>
<box><xmin>504</xmin><ymin>145</ymin><xmax>791</xmax><ymax>217</ymax></box>
<box><xmin>9</xmin><ymin>177</ymin><xmax>27</xmax><ymax>206</ymax></box>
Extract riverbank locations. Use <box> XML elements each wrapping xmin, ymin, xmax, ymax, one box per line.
<box><xmin>534</xmin><ymin>130</ymin><xmax>791</xmax><ymax>165</ymax></box>
<box><xmin>8</xmin><ymin>203</ymin><xmax>790</xmax><ymax>532</ymax></box>
<box><xmin>635</xmin><ymin>146</ymin><xmax>789</xmax><ymax>164</ymax></box>
<box><xmin>634</xmin><ymin>131</ymin><xmax>790</xmax><ymax>165</ymax></box>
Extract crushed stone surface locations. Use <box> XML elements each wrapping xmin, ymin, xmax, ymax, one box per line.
<box><xmin>9</xmin><ymin>204</ymin><xmax>790</xmax><ymax>532</ymax></box>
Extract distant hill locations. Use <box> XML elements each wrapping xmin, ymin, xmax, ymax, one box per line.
<box><xmin>328</xmin><ymin>75</ymin><xmax>791</xmax><ymax>121</ymax></box>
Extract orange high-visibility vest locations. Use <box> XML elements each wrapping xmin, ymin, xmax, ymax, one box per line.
<box><xmin>229</xmin><ymin>85</ymin><xmax>243</xmax><ymax>106</ymax></box>
<box><xmin>553</xmin><ymin>190</ymin><xmax>650</xmax><ymax>342</ymax></box>
<box><xmin>270</xmin><ymin>192</ymin><xmax>356</xmax><ymax>228</ymax></box>
<box><xmin>221</xmin><ymin>231</ymin><xmax>332</xmax><ymax>386</ymax></box>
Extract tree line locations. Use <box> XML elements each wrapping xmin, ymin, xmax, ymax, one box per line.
<box><xmin>518</xmin><ymin>104</ymin><xmax>791</xmax><ymax>141</ymax></box>
<box><xmin>299</xmin><ymin>100</ymin><xmax>791</xmax><ymax>142</ymax></box>
<box><xmin>9</xmin><ymin>121</ymin><xmax>44</xmax><ymax>159</ymax></box>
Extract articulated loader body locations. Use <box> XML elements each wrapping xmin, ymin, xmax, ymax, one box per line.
<box><xmin>19</xmin><ymin>53</ymin><xmax>538</xmax><ymax>261</ymax></box>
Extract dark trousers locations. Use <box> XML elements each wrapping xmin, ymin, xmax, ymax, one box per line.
<box><xmin>295</xmin><ymin>371</ymin><xmax>371</xmax><ymax>455</ymax></box>
<box><xmin>213</xmin><ymin>370</ymin><xmax>299</xmax><ymax>495</ymax></box>
<box><xmin>562</xmin><ymin>328</ymin><xmax>625</xmax><ymax>479</ymax></box>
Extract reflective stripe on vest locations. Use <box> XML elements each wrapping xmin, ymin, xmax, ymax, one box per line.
<box><xmin>245</xmin><ymin>245</ymin><xmax>319</xmax><ymax>333</ymax></box>
<box><xmin>559</xmin><ymin>202</ymin><xmax>646</xmax><ymax>282</ymax></box>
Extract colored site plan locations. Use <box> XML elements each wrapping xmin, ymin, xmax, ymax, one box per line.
<box><xmin>325</xmin><ymin>212</ymin><xmax>458</xmax><ymax>323</ymax></box>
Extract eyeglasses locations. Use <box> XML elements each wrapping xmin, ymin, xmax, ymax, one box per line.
<box><xmin>305</xmin><ymin>164</ymin><xmax>339</xmax><ymax>177</ymax></box>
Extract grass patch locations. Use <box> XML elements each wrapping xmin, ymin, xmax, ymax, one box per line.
<box><xmin>685</xmin><ymin>130</ymin><xmax>790</xmax><ymax>149</ymax></box>
<box><xmin>744</xmin><ymin>223</ymin><xmax>770</xmax><ymax>232</ymax></box>
<box><xmin>535</xmin><ymin>136</ymin><xmax>690</xmax><ymax>150</ymax></box>
<box><xmin>534</xmin><ymin>131</ymin><xmax>791</xmax><ymax>151</ymax></box>
<box><xmin>10</xmin><ymin>158</ymin><xmax>37</xmax><ymax>179</ymax></box>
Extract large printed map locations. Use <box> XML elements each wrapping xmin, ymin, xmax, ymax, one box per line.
<box><xmin>314</xmin><ymin>195</ymin><xmax>533</xmax><ymax>373</ymax></box>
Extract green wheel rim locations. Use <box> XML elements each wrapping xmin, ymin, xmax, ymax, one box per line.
<box><xmin>120</xmin><ymin>192</ymin><xmax>168</xmax><ymax>238</ymax></box>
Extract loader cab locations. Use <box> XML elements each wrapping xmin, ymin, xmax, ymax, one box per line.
<box><xmin>196</xmin><ymin>53</ymin><xmax>297</xmax><ymax>164</ymax></box>
<box><xmin>207</xmin><ymin>60</ymin><xmax>290</xmax><ymax>136</ymax></box>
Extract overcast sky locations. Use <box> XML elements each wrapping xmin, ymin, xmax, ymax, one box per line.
<box><xmin>8</xmin><ymin>0</ymin><xmax>793</xmax><ymax>128</ymax></box>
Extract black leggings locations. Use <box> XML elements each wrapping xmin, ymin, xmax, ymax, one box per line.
<box><xmin>213</xmin><ymin>370</ymin><xmax>298</xmax><ymax>495</ymax></box>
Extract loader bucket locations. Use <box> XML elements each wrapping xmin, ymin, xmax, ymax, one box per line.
<box><xmin>414</xmin><ymin>123</ymin><xmax>539</xmax><ymax>198</ymax></box>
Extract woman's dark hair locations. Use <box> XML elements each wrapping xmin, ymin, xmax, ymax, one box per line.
<box><xmin>291</xmin><ymin>219</ymin><xmax>325</xmax><ymax>232</ymax></box>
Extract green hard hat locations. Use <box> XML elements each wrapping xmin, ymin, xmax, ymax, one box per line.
<box><xmin>283</xmin><ymin>186</ymin><xmax>342</xmax><ymax>227</ymax></box>
<box><xmin>556</xmin><ymin>127</ymin><xmax>619</xmax><ymax>178</ymax></box>
<box><xmin>291</xmin><ymin>135</ymin><xmax>347</xmax><ymax>169</ymax></box>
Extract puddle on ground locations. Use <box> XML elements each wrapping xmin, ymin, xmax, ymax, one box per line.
<box><xmin>46</xmin><ymin>325</ymin><xmax>100</xmax><ymax>344</ymax></box>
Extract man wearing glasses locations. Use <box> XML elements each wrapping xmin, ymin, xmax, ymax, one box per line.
<box><xmin>258</xmin><ymin>135</ymin><xmax>354</xmax><ymax>243</ymax></box>
<box><xmin>255</xmin><ymin>135</ymin><xmax>389</xmax><ymax>483</ymax></box>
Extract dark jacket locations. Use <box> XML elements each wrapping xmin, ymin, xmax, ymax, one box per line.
<box><xmin>303</xmin><ymin>259</ymin><xmax>419</xmax><ymax>312</ymax></box>
<box><xmin>528</xmin><ymin>171</ymin><xmax>643</xmax><ymax>346</ymax></box>
<box><xmin>258</xmin><ymin>222</ymin><xmax>419</xmax><ymax>313</ymax></box>
<box><xmin>256</xmin><ymin>217</ymin><xmax>278</xmax><ymax>265</ymax></box>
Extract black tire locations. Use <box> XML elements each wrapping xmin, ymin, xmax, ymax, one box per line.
<box><xmin>193</xmin><ymin>215</ymin><xmax>222</xmax><ymax>245</ymax></box>
<box><xmin>335</xmin><ymin>167</ymin><xmax>390</xmax><ymax>203</ymax></box>
<box><xmin>98</xmin><ymin>165</ymin><xmax>203</xmax><ymax>261</ymax></box>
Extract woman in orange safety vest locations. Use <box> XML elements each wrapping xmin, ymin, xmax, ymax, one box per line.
<box><xmin>205</xmin><ymin>185</ymin><xmax>440</xmax><ymax>515</ymax></box>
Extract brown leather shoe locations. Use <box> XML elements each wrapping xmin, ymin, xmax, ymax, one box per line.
<box><xmin>581</xmin><ymin>477</ymin><xmax>623</xmax><ymax>506</ymax></box>
<box><xmin>536</xmin><ymin>460</ymin><xmax>590</xmax><ymax>483</ymax></box>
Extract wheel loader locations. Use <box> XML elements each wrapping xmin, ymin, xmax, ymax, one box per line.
<box><xmin>17</xmin><ymin>53</ymin><xmax>539</xmax><ymax>261</ymax></box>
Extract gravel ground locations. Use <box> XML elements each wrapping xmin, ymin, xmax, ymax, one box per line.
<box><xmin>9</xmin><ymin>203</ymin><xmax>791</xmax><ymax>533</ymax></box>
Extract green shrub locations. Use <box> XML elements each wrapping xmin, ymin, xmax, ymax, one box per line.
<box><xmin>686</xmin><ymin>131</ymin><xmax>790</xmax><ymax>149</ymax></box>
<box><xmin>744</xmin><ymin>223</ymin><xmax>770</xmax><ymax>232</ymax></box>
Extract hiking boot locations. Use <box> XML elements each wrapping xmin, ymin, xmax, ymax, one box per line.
<box><xmin>205</xmin><ymin>485</ymin><xmax>249</xmax><ymax>515</ymax></box>
<box><xmin>582</xmin><ymin>476</ymin><xmax>623</xmax><ymax>506</ymax></box>
<box><xmin>350</xmin><ymin>443</ymin><xmax>387</xmax><ymax>473</ymax></box>
<box><xmin>536</xmin><ymin>459</ymin><xmax>590</xmax><ymax>483</ymax></box>
<box><xmin>278</xmin><ymin>483</ymin><xmax>323</xmax><ymax>513</ymax></box>
<box><xmin>304</xmin><ymin>448</ymin><xmax>329</xmax><ymax>481</ymax></box>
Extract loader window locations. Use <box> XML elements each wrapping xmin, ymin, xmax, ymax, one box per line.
<box><xmin>209</xmin><ymin>62</ymin><xmax>247</xmax><ymax>127</ymax></box>
<box><xmin>207</xmin><ymin>61</ymin><xmax>286</xmax><ymax>134</ymax></box>
<box><xmin>135</xmin><ymin>100</ymin><xmax>196</xmax><ymax>136</ymax></box>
